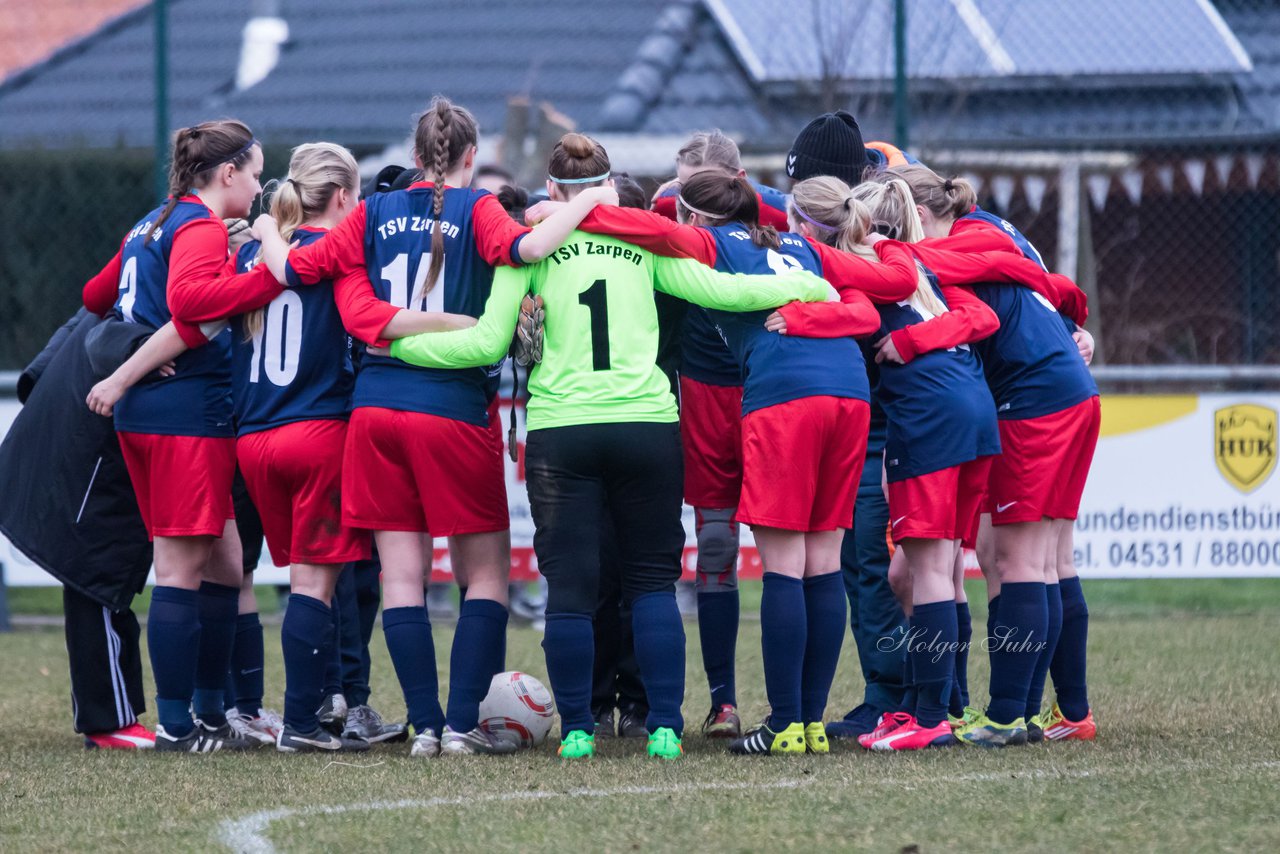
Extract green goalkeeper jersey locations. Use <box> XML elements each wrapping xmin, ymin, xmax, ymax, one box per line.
<box><xmin>390</xmin><ymin>230</ymin><xmax>830</xmax><ymax>431</ymax></box>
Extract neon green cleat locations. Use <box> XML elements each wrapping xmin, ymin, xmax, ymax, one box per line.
<box><xmin>949</xmin><ymin>705</ymin><xmax>982</xmax><ymax>731</ymax></box>
<box><xmin>646</xmin><ymin>727</ymin><xmax>683</xmax><ymax>760</ymax></box>
<box><xmin>956</xmin><ymin>713</ymin><xmax>1028</xmax><ymax>748</ymax></box>
<box><xmin>557</xmin><ymin>729</ymin><xmax>596</xmax><ymax>759</ymax></box>
<box><xmin>804</xmin><ymin>722</ymin><xmax>829</xmax><ymax>754</ymax></box>
<box><xmin>729</xmin><ymin>721</ymin><xmax>807</xmax><ymax>755</ymax></box>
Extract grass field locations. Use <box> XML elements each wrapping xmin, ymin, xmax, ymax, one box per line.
<box><xmin>2</xmin><ymin>579</ymin><xmax>1279</xmax><ymax>853</ymax></box>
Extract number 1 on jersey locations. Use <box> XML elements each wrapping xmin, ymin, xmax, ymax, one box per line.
<box><xmin>381</xmin><ymin>252</ymin><xmax>445</xmax><ymax>312</ymax></box>
<box><xmin>578</xmin><ymin>278</ymin><xmax>610</xmax><ymax>371</ymax></box>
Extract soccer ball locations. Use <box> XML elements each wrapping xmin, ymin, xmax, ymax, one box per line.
<box><xmin>478</xmin><ymin>671</ymin><xmax>556</xmax><ymax>749</ymax></box>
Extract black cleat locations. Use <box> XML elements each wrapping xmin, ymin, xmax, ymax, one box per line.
<box><xmin>277</xmin><ymin>724</ymin><xmax>370</xmax><ymax>753</ymax></box>
<box><xmin>154</xmin><ymin>722</ymin><xmax>255</xmax><ymax>753</ymax></box>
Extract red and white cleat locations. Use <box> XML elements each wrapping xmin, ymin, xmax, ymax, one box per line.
<box><xmin>84</xmin><ymin>722</ymin><xmax>156</xmax><ymax>750</ymax></box>
<box><xmin>869</xmin><ymin>716</ymin><xmax>957</xmax><ymax>751</ymax></box>
<box><xmin>1042</xmin><ymin>703</ymin><xmax>1097</xmax><ymax>742</ymax></box>
<box><xmin>857</xmin><ymin>711</ymin><xmax>911</xmax><ymax>749</ymax></box>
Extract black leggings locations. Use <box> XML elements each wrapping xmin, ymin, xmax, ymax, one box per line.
<box><xmin>592</xmin><ymin>513</ymin><xmax>648</xmax><ymax>717</ymax></box>
<box><xmin>525</xmin><ymin>422</ymin><xmax>685</xmax><ymax>616</ymax></box>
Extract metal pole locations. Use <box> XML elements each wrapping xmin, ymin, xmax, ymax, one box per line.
<box><xmin>0</xmin><ymin>562</ymin><xmax>10</xmax><ymax>632</ymax></box>
<box><xmin>1057</xmin><ymin>159</ymin><xmax>1081</xmax><ymax>276</ymax></box>
<box><xmin>893</xmin><ymin>0</ymin><xmax>909</xmax><ymax>149</ymax></box>
<box><xmin>154</xmin><ymin>0</ymin><xmax>169</xmax><ymax>202</ymax></box>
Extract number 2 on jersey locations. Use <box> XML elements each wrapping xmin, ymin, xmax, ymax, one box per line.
<box><xmin>117</xmin><ymin>256</ymin><xmax>138</xmax><ymax>322</ymax></box>
<box><xmin>578</xmin><ymin>278</ymin><xmax>610</xmax><ymax>371</ymax></box>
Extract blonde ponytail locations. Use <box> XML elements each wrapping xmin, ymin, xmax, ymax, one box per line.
<box><xmin>888</xmin><ymin>164</ymin><xmax>977</xmax><ymax>223</ymax></box>
<box><xmin>847</xmin><ymin>179</ymin><xmax>950</xmax><ymax>318</ymax></box>
<box><xmin>244</xmin><ymin>142</ymin><xmax>359</xmax><ymax>339</ymax></box>
<box><xmin>790</xmin><ymin>176</ymin><xmax>874</xmax><ymax>259</ymax></box>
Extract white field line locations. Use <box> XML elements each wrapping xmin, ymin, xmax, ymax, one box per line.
<box><xmin>218</xmin><ymin>759</ymin><xmax>1280</xmax><ymax>853</ymax></box>
<box><xmin>217</xmin><ymin>770</ymin><xmax>1096</xmax><ymax>853</ymax></box>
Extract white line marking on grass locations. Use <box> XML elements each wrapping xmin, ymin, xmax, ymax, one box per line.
<box><xmin>217</xmin><ymin>779</ymin><xmax>813</xmax><ymax>853</ymax></box>
<box><xmin>321</xmin><ymin>760</ymin><xmax>385</xmax><ymax>771</ymax></box>
<box><xmin>218</xmin><ymin>760</ymin><xmax>1280</xmax><ymax>853</ymax></box>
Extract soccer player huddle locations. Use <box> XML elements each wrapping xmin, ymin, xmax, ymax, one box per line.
<box><xmin>70</xmin><ymin>96</ymin><xmax>1098</xmax><ymax>759</ymax></box>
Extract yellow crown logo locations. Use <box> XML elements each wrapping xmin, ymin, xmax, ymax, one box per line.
<box><xmin>1214</xmin><ymin>404</ymin><xmax>1277</xmax><ymax>494</ymax></box>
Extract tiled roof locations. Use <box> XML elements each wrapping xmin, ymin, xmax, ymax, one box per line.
<box><xmin>1</xmin><ymin>0</ymin><xmax>1275</xmax><ymax>153</ymax></box>
<box><xmin>627</xmin><ymin>0</ymin><xmax>1280</xmax><ymax>151</ymax></box>
<box><xmin>0</xmin><ymin>0</ymin><xmax>673</xmax><ymax>150</ymax></box>
<box><xmin>0</xmin><ymin>0</ymin><xmax>144</xmax><ymax>81</ymax></box>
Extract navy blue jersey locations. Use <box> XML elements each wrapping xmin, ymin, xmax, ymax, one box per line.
<box><xmin>680</xmin><ymin>308</ymin><xmax>742</xmax><ymax>386</ymax></box>
<box><xmin>701</xmin><ymin>225</ymin><xmax>868</xmax><ymax>415</ymax></box>
<box><xmin>230</xmin><ymin>231</ymin><xmax>354</xmax><ymax>435</ymax></box>
<box><xmin>356</xmin><ymin>186</ymin><xmax>505</xmax><ymax>426</ymax></box>
<box><xmin>112</xmin><ymin>199</ymin><xmax>233</xmax><ymax>437</ymax></box>
<box><xmin>873</xmin><ymin>270</ymin><xmax>1000</xmax><ymax>482</ymax></box>
<box><xmin>970</xmin><ymin>281</ymin><xmax>1098</xmax><ymax>420</ymax></box>
<box><xmin>962</xmin><ymin>207</ymin><xmax>1048</xmax><ymax>270</ymax></box>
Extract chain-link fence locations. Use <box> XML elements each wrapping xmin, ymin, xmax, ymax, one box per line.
<box><xmin>1</xmin><ymin>0</ymin><xmax>1277</xmax><ymax>371</ymax></box>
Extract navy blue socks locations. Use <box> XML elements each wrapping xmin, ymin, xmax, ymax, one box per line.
<box><xmin>149</xmin><ymin>585</ymin><xmax>201</xmax><ymax>737</ymax></box>
<box><xmin>950</xmin><ymin>601</ymin><xmax>972</xmax><ymax>717</ymax></box>
<box><xmin>800</xmin><ymin>572</ymin><xmax>846</xmax><ymax>723</ymax></box>
<box><xmin>900</xmin><ymin>646</ymin><xmax>918</xmax><ymax>715</ymax></box>
<box><xmin>910</xmin><ymin>600</ymin><xmax>957</xmax><ymax>728</ymax></box>
<box><xmin>697</xmin><ymin>589</ymin><xmax>739</xmax><ymax>708</ymax></box>
<box><xmin>986</xmin><ymin>581</ymin><xmax>1048</xmax><ymax>725</ymax></box>
<box><xmin>1025</xmin><ymin>583</ymin><xmax>1062</xmax><ymax>720</ymax></box>
<box><xmin>542</xmin><ymin>612</ymin><xmax>594</xmax><ymax>736</ymax></box>
<box><xmin>760</xmin><ymin>572</ymin><xmax>806</xmax><ymax>728</ymax></box>
<box><xmin>193</xmin><ymin>581</ymin><xmax>239</xmax><ymax>728</ymax></box>
<box><xmin>231</xmin><ymin>612</ymin><xmax>265</xmax><ymax>717</ymax></box>
<box><xmin>382</xmin><ymin>605</ymin><xmax>444</xmax><ymax>735</ymax></box>
<box><xmin>1052</xmin><ymin>577</ymin><xmax>1091</xmax><ymax>721</ymax></box>
<box><xmin>446</xmin><ymin>598</ymin><xmax>509</xmax><ymax>733</ymax></box>
<box><xmin>281</xmin><ymin>594</ymin><xmax>333</xmax><ymax>733</ymax></box>
<box><xmin>631</xmin><ymin>591</ymin><xmax>686</xmax><ymax>734</ymax></box>
<box><xmin>986</xmin><ymin>593</ymin><xmax>1001</xmax><ymax>650</ymax></box>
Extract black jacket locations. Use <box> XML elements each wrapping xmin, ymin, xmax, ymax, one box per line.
<box><xmin>0</xmin><ymin>310</ymin><xmax>154</xmax><ymax>610</ymax></box>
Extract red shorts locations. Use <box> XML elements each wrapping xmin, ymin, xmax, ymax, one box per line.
<box><xmin>236</xmin><ymin>420</ymin><xmax>371</xmax><ymax>566</ymax></box>
<box><xmin>888</xmin><ymin>456</ymin><xmax>994</xmax><ymax>547</ymax></box>
<box><xmin>738</xmin><ymin>396</ymin><xmax>869</xmax><ymax>532</ymax></box>
<box><xmin>680</xmin><ymin>377</ymin><xmax>743</xmax><ymax>508</ymax></box>
<box><xmin>986</xmin><ymin>395</ymin><xmax>1101</xmax><ymax>525</ymax></box>
<box><xmin>117</xmin><ymin>432</ymin><xmax>235</xmax><ymax>539</ymax></box>
<box><xmin>342</xmin><ymin>406</ymin><xmax>509</xmax><ymax>535</ymax></box>
<box><xmin>486</xmin><ymin>396</ymin><xmax>505</xmax><ymax>456</ymax></box>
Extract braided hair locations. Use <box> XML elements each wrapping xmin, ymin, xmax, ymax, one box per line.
<box><xmin>150</xmin><ymin>119</ymin><xmax>256</xmax><ymax>243</ymax></box>
<box><xmin>412</xmin><ymin>96</ymin><xmax>478</xmax><ymax>297</ymax></box>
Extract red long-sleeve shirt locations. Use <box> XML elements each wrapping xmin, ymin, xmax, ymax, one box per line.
<box><xmin>82</xmin><ymin>207</ymin><xmax>282</xmax><ymax>348</ymax></box>
<box><xmin>888</xmin><ymin>285</ymin><xmax>999</xmax><ymax>363</ymax></box>
<box><xmin>920</xmin><ymin>224</ymin><xmax>1090</xmax><ymax>326</ymax></box>
<box><xmin>283</xmin><ymin>183</ymin><xmax>531</xmax><ymax>346</ymax></box>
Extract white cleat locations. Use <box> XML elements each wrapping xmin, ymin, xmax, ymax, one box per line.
<box><xmin>410</xmin><ymin>729</ymin><xmax>441</xmax><ymax>758</ymax></box>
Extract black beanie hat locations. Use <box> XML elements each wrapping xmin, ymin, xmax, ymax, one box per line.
<box><xmin>786</xmin><ymin>110</ymin><xmax>868</xmax><ymax>186</ymax></box>
<box><xmin>362</xmin><ymin>163</ymin><xmax>407</xmax><ymax>199</ymax></box>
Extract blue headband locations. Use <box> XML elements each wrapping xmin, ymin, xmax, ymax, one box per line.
<box><xmin>549</xmin><ymin>171</ymin><xmax>610</xmax><ymax>185</ymax></box>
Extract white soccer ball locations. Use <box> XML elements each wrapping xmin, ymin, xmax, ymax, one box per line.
<box><xmin>478</xmin><ymin>670</ymin><xmax>556</xmax><ymax>749</ymax></box>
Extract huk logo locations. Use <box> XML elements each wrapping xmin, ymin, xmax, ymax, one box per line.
<box><xmin>1214</xmin><ymin>404</ymin><xmax>1277</xmax><ymax>494</ymax></box>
